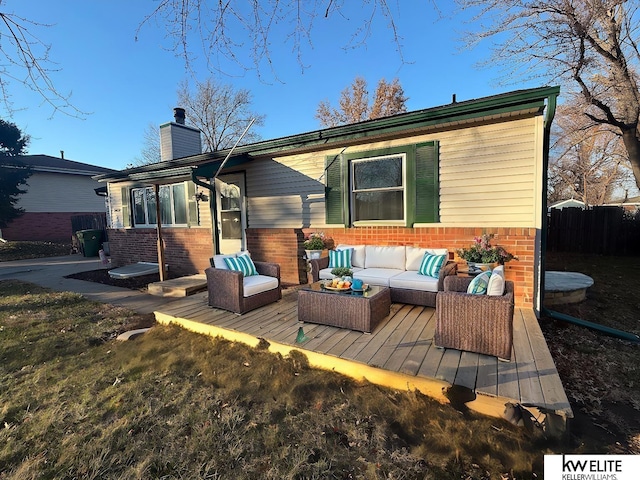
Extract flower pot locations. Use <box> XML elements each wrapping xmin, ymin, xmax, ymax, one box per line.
<box><xmin>305</xmin><ymin>249</ymin><xmax>325</xmax><ymax>260</ymax></box>
<box><xmin>467</xmin><ymin>262</ymin><xmax>498</xmax><ymax>272</ymax></box>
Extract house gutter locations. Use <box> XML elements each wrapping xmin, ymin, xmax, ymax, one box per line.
<box><xmin>538</xmin><ymin>90</ymin><xmax>639</xmax><ymax>343</ymax></box>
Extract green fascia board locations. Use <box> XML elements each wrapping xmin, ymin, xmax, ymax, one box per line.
<box><xmin>191</xmin><ymin>153</ymin><xmax>253</xmax><ymax>178</ymax></box>
<box><xmin>95</xmin><ymin>86</ymin><xmax>560</xmax><ymax>183</ymax></box>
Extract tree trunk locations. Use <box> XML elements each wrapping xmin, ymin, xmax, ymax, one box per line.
<box><xmin>620</xmin><ymin>129</ymin><xmax>640</xmax><ymax>192</ymax></box>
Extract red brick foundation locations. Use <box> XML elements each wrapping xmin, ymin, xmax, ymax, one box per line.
<box><xmin>107</xmin><ymin>228</ymin><xmax>214</xmax><ymax>276</ymax></box>
<box><xmin>106</xmin><ymin>226</ymin><xmax>536</xmax><ymax>307</ymax></box>
<box><xmin>247</xmin><ymin>226</ymin><xmax>537</xmax><ymax>308</ymax></box>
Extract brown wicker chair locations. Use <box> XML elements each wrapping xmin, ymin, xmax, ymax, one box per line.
<box><xmin>206</xmin><ymin>259</ymin><xmax>281</xmax><ymax>314</ymax></box>
<box><xmin>435</xmin><ymin>276</ymin><xmax>515</xmax><ymax>361</ymax></box>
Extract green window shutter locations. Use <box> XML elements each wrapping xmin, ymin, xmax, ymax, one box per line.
<box><xmin>187</xmin><ymin>181</ymin><xmax>199</xmax><ymax>226</ymax></box>
<box><xmin>414</xmin><ymin>141</ymin><xmax>439</xmax><ymax>223</ymax></box>
<box><xmin>325</xmin><ymin>154</ymin><xmax>348</xmax><ymax>226</ymax></box>
<box><xmin>120</xmin><ymin>186</ymin><xmax>131</xmax><ymax>227</ymax></box>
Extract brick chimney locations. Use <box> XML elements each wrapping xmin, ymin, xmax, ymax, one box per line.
<box><xmin>159</xmin><ymin>107</ymin><xmax>202</xmax><ymax>162</ymax></box>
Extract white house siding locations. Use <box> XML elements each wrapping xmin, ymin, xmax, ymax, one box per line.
<box><xmin>17</xmin><ymin>172</ymin><xmax>106</xmax><ymax>212</ymax></box>
<box><xmin>438</xmin><ymin>116</ymin><xmax>542</xmax><ymax>228</ymax></box>
<box><xmin>244</xmin><ymin>116</ymin><xmax>543</xmax><ymax>230</ymax></box>
<box><xmin>244</xmin><ymin>151</ymin><xmax>326</xmax><ymax>228</ymax></box>
<box><xmin>107</xmin><ymin>181</ymin><xmax>210</xmax><ymax>229</ymax></box>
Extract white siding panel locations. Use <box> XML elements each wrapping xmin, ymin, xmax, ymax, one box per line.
<box><xmin>245</xmin><ymin>152</ymin><xmax>327</xmax><ymax>228</ymax></box>
<box><xmin>17</xmin><ymin>172</ymin><xmax>107</xmax><ymax>213</ymax></box>
<box><xmin>438</xmin><ymin>117</ymin><xmax>539</xmax><ymax>227</ymax></box>
<box><xmin>239</xmin><ymin>116</ymin><xmax>543</xmax><ymax>229</ymax></box>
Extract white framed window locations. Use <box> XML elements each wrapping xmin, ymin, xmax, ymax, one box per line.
<box><xmin>132</xmin><ymin>182</ymin><xmax>189</xmax><ymax>227</ymax></box>
<box><xmin>350</xmin><ymin>154</ymin><xmax>406</xmax><ymax>222</ymax></box>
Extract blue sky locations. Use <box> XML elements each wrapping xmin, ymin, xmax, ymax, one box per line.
<box><xmin>5</xmin><ymin>1</ymin><xmax>542</xmax><ymax>171</ymax></box>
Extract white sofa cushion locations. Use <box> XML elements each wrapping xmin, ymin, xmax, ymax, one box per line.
<box><xmin>487</xmin><ymin>265</ymin><xmax>505</xmax><ymax>296</ymax></box>
<box><xmin>389</xmin><ymin>270</ymin><xmax>439</xmax><ymax>293</ymax></box>
<box><xmin>243</xmin><ymin>275</ymin><xmax>279</xmax><ymax>297</ymax></box>
<box><xmin>365</xmin><ymin>246</ymin><xmax>406</xmax><ymax>270</ymax></box>
<box><xmin>353</xmin><ymin>268</ymin><xmax>405</xmax><ymax>287</ymax></box>
<box><xmin>336</xmin><ymin>244</ymin><xmax>366</xmax><ymax>268</ymax></box>
<box><xmin>405</xmin><ymin>247</ymin><xmax>448</xmax><ymax>271</ymax></box>
<box><xmin>212</xmin><ymin>254</ymin><xmax>235</xmax><ymax>270</ymax></box>
<box><xmin>319</xmin><ymin>266</ymin><xmax>364</xmax><ymax>280</ymax></box>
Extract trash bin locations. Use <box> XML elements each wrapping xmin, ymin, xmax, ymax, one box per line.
<box><xmin>76</xmin><ymin>229</ymin><xmax>103</xmax><ymax>257</ymax></box>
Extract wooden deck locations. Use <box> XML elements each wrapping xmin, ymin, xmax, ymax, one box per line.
<box><xmin>154</xmin><ymin>287</ymin><xmax>573</xmax><ymax>432</ymax></box>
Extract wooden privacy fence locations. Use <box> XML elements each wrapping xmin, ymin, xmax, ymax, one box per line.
<box><xmin>70</xmin><ymin>213</ymin><xmax>107</xmax><ymax>238</ymax></box>
<box><xmin>547</xmin><ymin>206</ymin><xmax>640</xmax><ymax>255</ymax></box>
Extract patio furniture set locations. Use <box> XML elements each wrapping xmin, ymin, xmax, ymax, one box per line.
<box><xmin>205</xmin><ymin>245</ymin><xmax>515</xmax><ymax>360</ymax></box>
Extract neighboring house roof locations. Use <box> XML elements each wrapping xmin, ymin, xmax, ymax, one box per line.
<box><xmin>95</xmin><ymin>85</ymin><xmax>560</xmax><ymax>184</ymax></box>
<box><xmin>603</xmin><ymin>195</ymin><xmax>640</xmax><ymax>206</ymax></box>
<box><xmin>1</xmin><ymin>154</ymin><xmax>116</xmax><ymax>176</ymax></box>
<box><xmin>548</xmin><ymin>198</ymin><xmax>586</xmax><ymax>210</ymax></box>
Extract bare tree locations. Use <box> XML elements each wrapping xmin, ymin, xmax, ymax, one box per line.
<box><xmin>549</xmin><ymin>103</ymin><xmax>633</xmax><ymax>205</ymax></box>
<box><xmin>177</xmin><ymin>79</ymin><xmax>264</xmax><ymax>152</ymax></box>
<box><xmin>136</xmin><ymin>1</ymin><xmax>406</xmax><ymax>78</ymax></box>
<box><xmin>131</xmin><ymin>123</ymin><xmax>162</xmax><ymax>167</ymax></box>
<box><xmin>316</xmin><ymin>77</ymin><xmax>408</xmax><ymax>128</ymax></box>
<box><xmin>0</xmin><ymin>9</ymin><xmax>84</xmax><ymax>117</ymax></box>
<box><xmin>458</xmin><ymin>0</ymin><xmax>640</xmax><ymax>191</ymax></box>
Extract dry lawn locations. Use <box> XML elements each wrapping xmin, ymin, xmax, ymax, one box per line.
<box><xmin>1</xmin><ymin>280</ymin><xmax>555</xmax><ymax>480</ymax></box>
<box><xmin>542</xmin><ymin>252</ymin><xmax>640</xmax><ymax>455</ymax></box>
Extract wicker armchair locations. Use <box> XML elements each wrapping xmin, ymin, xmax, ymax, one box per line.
<box><xmin>435</xmin><ymin>276</ymin><xmax>515</xmax><ymax>361</ymax></box>
<box><xmin>206</xmin><ymin>259</ymin><xmax>281</xmax><ymax>314</ymax></box>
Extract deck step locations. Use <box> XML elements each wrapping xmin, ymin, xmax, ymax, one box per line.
<box><xmin>148</xmin><ymin>274</ymin><xmax>207</xmax><ymax>297</ymax></box>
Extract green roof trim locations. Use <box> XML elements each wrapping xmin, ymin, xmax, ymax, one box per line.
<box><xmin>95</xmin><ymin>86</ymin><xmax>560</xmax><ymax>183</ymax></box>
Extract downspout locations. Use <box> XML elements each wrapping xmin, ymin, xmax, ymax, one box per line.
<box><xmin>539</xmin><ymin>90</ymin><xmax>639</xmax><ymax>343</ymax></box>
<box><xmin>191</xmin><ymin>171</ymin><xmax>220</xmax><ymax>255</ymax></box>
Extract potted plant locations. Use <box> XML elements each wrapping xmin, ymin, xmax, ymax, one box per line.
<box><xmin>330</xmin><ymin>267</ymin><xmax>353</xmax><ymax>279</ymax></box>
<box><xmin>303</xmin><ymin>232</ymin><xmax>330</xmax><ymax>259</ymax></box>
<box><xmin>456</xmin><ymin>234</ymin><xmax>518</xmax><ymax>271</ymax></box>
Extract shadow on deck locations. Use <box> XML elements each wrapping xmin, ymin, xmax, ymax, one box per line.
<box><xmin>153</xmin><ymin>286</ymin><xmax>573</xmax><ymax>435</ymax></box>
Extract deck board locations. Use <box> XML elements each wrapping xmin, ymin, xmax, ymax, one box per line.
<box><xmin>154</xmin><ymin>288</ymin><xmax>573</xmax><ymax>424</ymax></box>
<box><xmin>512</xmin><ymin>308</ymin><xmax>545</xmax><ymax>407</ymax></box>
<box><xmin>455</xmin><ymin>351</ymin><xmax>480</xmax><ymax>390</ymax></box>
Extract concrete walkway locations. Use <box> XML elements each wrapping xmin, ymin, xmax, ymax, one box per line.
<box><xmin>0</xmin><ymin>255</ymin><xmax>180</xmax><ymax>314</ymax></box>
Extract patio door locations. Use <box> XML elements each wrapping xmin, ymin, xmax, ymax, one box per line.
<box><xmin>215</xmin><ymin>173</ymin><xmax>246</xmax><ymax>254</ymax></box>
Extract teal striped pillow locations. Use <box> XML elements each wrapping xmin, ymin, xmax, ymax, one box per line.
<box><xmin>328</xmin><ymin>249</ymin><xmax>352</xmax><ymax>268</ymax></box>
<box><xmin>467</xmin><ymin>271</ymin><xmax>492</xmax><ymax>295</ymax></box>
<box><xmin>224</xmin><ymin>255</ymin><xmax>258</xmax><ymax>276</ymax></box>
<box><xmin>418</xmin><ymin>253</ymin><xmax>446</xmax><ymax>278</ymax></box>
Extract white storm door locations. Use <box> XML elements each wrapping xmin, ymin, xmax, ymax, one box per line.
<box><xmin>215</xmin><ymin>173</ymin><xmax>246</xmax><ymax>254</ymax></box>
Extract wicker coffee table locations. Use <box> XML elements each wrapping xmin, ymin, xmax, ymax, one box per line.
<box><xmin>297</xmin><ymin>282</ymin><xmax>391</xmax><ymax>333</ymax></box>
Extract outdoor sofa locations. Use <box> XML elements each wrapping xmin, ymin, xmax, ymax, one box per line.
<box><xmin>308</xmin><ymin>245</ymin><xmax>457</xmax><ymax>307</ymax></box>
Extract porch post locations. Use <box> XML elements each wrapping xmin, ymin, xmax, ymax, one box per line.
<box><xmin>154</xmin><ymin>184</ymin><xmax>166</xmax><ymax>281</ymax></box>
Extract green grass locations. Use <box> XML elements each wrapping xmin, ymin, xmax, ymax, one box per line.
<box><xmin>0</xmin><ymin>241</ymin><xmax>71</xmax><ymax>262</ymax></box>
<box><xmin>0</xmin><ymin>280</ymin><xmax>551</xmax><ymax>479</ymax></box>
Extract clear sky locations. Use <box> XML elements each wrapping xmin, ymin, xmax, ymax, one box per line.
<box><xmin>5</xmin><ymin>1</ymin><xmax>543</xmax><ymax>171</ymax></box>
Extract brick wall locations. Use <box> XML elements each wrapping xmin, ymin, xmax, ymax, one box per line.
<box><xmin>248</xmin><ymin>226</ymin><xmax>537</xmax><ymax>308</ymax></box>
<box><xmin>107</xmin><ymin>228</ymin><xmax>214</xmax><ymax>275</ymax></box>
<box><xmin>107</xmin><ymin>225</ymin><xmax>536</xmax><ymax>307</ymax></box>
<box><xmin>1</xmin><ymin>212</ymin><xmax>102</xmax><ymax>242</ymax></box>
